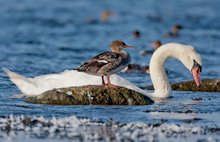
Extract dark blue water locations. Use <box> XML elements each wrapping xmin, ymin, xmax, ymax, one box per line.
<box><xmin>0</xmin><ymin>0</ymin><xmax>220</xmax><ymax>134</ymax></box>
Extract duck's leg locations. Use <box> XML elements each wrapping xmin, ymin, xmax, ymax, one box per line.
<box><xmin>106</xmin><ymin>75</ymin><xmax>118</xmax><ymax>88</ymax></box>
<box><xmin>101</xmin><ymin>76</ymin><xmax>106</xmax><ymax>85</ymax></box>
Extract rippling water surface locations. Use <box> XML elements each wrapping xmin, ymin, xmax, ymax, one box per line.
<box><xmin>0</xmin><ymin>0</ymin><xmax>220</xmax><ymax>141</ymax></box>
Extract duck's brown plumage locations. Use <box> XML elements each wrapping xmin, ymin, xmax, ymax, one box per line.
<box><xmin>77</xmin><ymin>51</ymin><xmax>130</xmax><ymax>76</ymax></box>
<box><xmin>76</xmin><ymin>40</ymin><xmax>133</xmax><ymax>87</ymax></box>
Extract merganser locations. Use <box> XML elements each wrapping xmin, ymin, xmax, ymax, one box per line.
<box><xmin>122</xmin><ymin>64</ymin><xmax>150</xmax><ymax>74</ymax></box>
<box><xmin>132</xmin><ymin>30</ymin><xmax>141</xmax><ymax>38</ymax></box>
<box><xmin>163</xmin><ymin>24</ymin><xmax>183</xmax><ymax>37</ymax></box>
<box><xmin>150</xmin><ymin>40</ymin><xmax>162</xmax><ymax>50</ymax></box>
<box><xmin>76</xmin><ymin>40</ymin><xmax>134</xmax><ymax>87</ymax></box>
<box><xmin>139</xmin><ymin>40</ymin><xmax>162</xmax><ymax>56</ymax></box>
<box><xmin>100</xmin><ymin>10</ymin><xmax>114</xmax><ymax>22</ymax></box>
<box><xmin>86</xmin><ymin>10</ymin><xmax>114</xmax><ymax>24</ymax></box>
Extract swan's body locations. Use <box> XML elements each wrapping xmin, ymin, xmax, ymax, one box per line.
<box><xmin>4</xmin><ymin>43</ymin><xmax>202</xmax><ymax>99</ymax></box>
<box><xmin>4</xmin><ymin>69</ymin><xmax>147</xmax><ymax>97</ymax></box>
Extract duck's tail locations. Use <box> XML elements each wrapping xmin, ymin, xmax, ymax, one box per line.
<box><xmin>3</xmin><ymin>68</ymin><xmax>35</xmax><ymax>95</ymax></box>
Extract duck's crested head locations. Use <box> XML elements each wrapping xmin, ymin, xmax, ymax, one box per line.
<box><xmin>172</xmin><ymin>24</ymin><xmax>183</xmax><ymax>33</ymax></box>
<box><xmin>110</xmin><ymin>40</ymin><xmax>134</xmax><ymax>52</ymax></box>
<box><xmin>150</xmin><ymin>40</ymin><xmax>162</xmax><ymax>50</ymax></box>
<box><xmin>100</xmin><ymin>10</ymin><xmax>114</xmax><ymax>22</ymax></box>
<box><xmin>132</xmin><ymin>30</ymin><xmax>141</xmax><ymax>38</ymax></box>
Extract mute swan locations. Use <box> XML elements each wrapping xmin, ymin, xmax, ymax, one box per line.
<box><xmin>3</xmin><ymin>43</ymin><xmax>202</xmax><ymax>98</ymax></box>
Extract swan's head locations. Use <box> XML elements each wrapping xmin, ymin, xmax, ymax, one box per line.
<box><xmin>180</xmin><ymin>46</ymin><xmax>202</xmax><ymax>87</ymax></box>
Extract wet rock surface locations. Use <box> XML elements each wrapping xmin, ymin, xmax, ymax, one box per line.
<box><xmin>26</xmin><ymin>85</ymin><xmax>153</xmax><ymax>105</ymax></box>
<box><xmin>147</xmin><ymin>79</ymin><xmax>220</xmax><ymax>92</ymax></box>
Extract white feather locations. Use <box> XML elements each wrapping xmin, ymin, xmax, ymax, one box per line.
<box><xmin>97</xmin><ymin>60</ymin><xmax>108</xmax><ymax>63</ymax></box>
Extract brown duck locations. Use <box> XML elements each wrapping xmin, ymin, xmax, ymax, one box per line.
<box><xmin>76</xmin><ymin>40</ymin><xmax>134</xmax><ymax>87</ymax></box>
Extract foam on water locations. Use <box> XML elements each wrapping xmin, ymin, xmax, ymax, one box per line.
<box><xmin>0</xmin><ymin>115</ymin><xmax>220</xmax><ymax>142</ymax></box>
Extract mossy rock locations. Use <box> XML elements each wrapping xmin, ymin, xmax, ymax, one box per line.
<box><xmin>26</xmin><ymin>85</ymin><xmax>153</xmax><ymax>105</ymax></box>
<box><xmin>147</xmin><ymin>79</ymin><xmax>220</xmax><ymax>92</ymax></box>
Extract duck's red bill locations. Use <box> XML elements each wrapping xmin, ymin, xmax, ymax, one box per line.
<box><xmin>125</xmin><ymin>45</ymin><xmax>135</xmax><ymax>48</ymax></box>
<box><xmin>192</xmin><ymin>67</ymin><xmax>201</xmax><ymax>87</ymax></box>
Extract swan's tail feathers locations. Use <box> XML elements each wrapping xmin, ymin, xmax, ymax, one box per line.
<box><xmin>3</xmin><ymin>68</ymin><xmax>34</xmax><ymax>95</ymax></box>
<box><xmin>3</xmin><ymin>68</ymin><xmax>27</xmax><ymax>81</ymax></box>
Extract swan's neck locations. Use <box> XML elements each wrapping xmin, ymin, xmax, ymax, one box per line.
<box><xmin>149</xmin><ymin>44</ymin><xmax>184</xmax><ymax>98</ymax></box>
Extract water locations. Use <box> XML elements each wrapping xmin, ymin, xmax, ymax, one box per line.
<box><xmin>0</xmin><ymin>0</ymin><xmax>220</xmax><ymax>141</ymax></box>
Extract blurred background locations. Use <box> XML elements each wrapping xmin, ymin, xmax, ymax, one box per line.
<box><xmin>0</xmin><ymin>0</ymin><xmax>220</xmax><ymax>141</ymax></box>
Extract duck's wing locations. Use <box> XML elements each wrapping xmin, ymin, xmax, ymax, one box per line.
<box><xmin>76</xmin><ymin>52</ymin><xmax>122</xmax><ymax>74</ymax></box>
<box><xmin>91</xmin><ymin>51</ymin><xmax>120</xmax><ymax>61</ymax></box>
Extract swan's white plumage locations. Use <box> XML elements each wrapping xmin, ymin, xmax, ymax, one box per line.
<box><xmin>149</xmin><ymin>43</ymin><xmax>202</xmax><ymax>97</ymax></box>
<box><xmin>3</xmin><ymin>68</ymin><xmax>147</xmax><ymax>96</ymax></box>
<box><xmin>3</xmin><ymin>43</ymin><xmax>202</xmax><ymax>98</ymax></box>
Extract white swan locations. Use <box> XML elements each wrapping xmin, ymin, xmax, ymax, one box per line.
<box><xmin>3</xmin><ymin>43</ymin><xmax>202</xmax><ymax>99</ymax></box>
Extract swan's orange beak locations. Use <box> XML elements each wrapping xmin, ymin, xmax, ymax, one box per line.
<box><xmin>191</xmin><ymin>60</ymin><xmax>202</xmax><ymax>87</ymax></box>
<box><xmin>192</xmin><ymin>67</ymin><xmax>201</xmax><ymax>87</ymax></box>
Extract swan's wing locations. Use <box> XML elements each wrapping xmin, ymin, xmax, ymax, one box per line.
<box><xmin>110</xmin><ymin>75</ymin><xmax>149</xmax><ymax>95</ymax></box>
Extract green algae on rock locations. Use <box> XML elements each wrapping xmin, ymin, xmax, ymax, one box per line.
<box><xmin>147</xmin><ymin>79</ymin><xmax>220</xmax><ymax>92</ymax></box>
<box><xmin>26</xmin><ymin>85</ymin><xmax>153</xmax><ymax>105</ymax></box>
